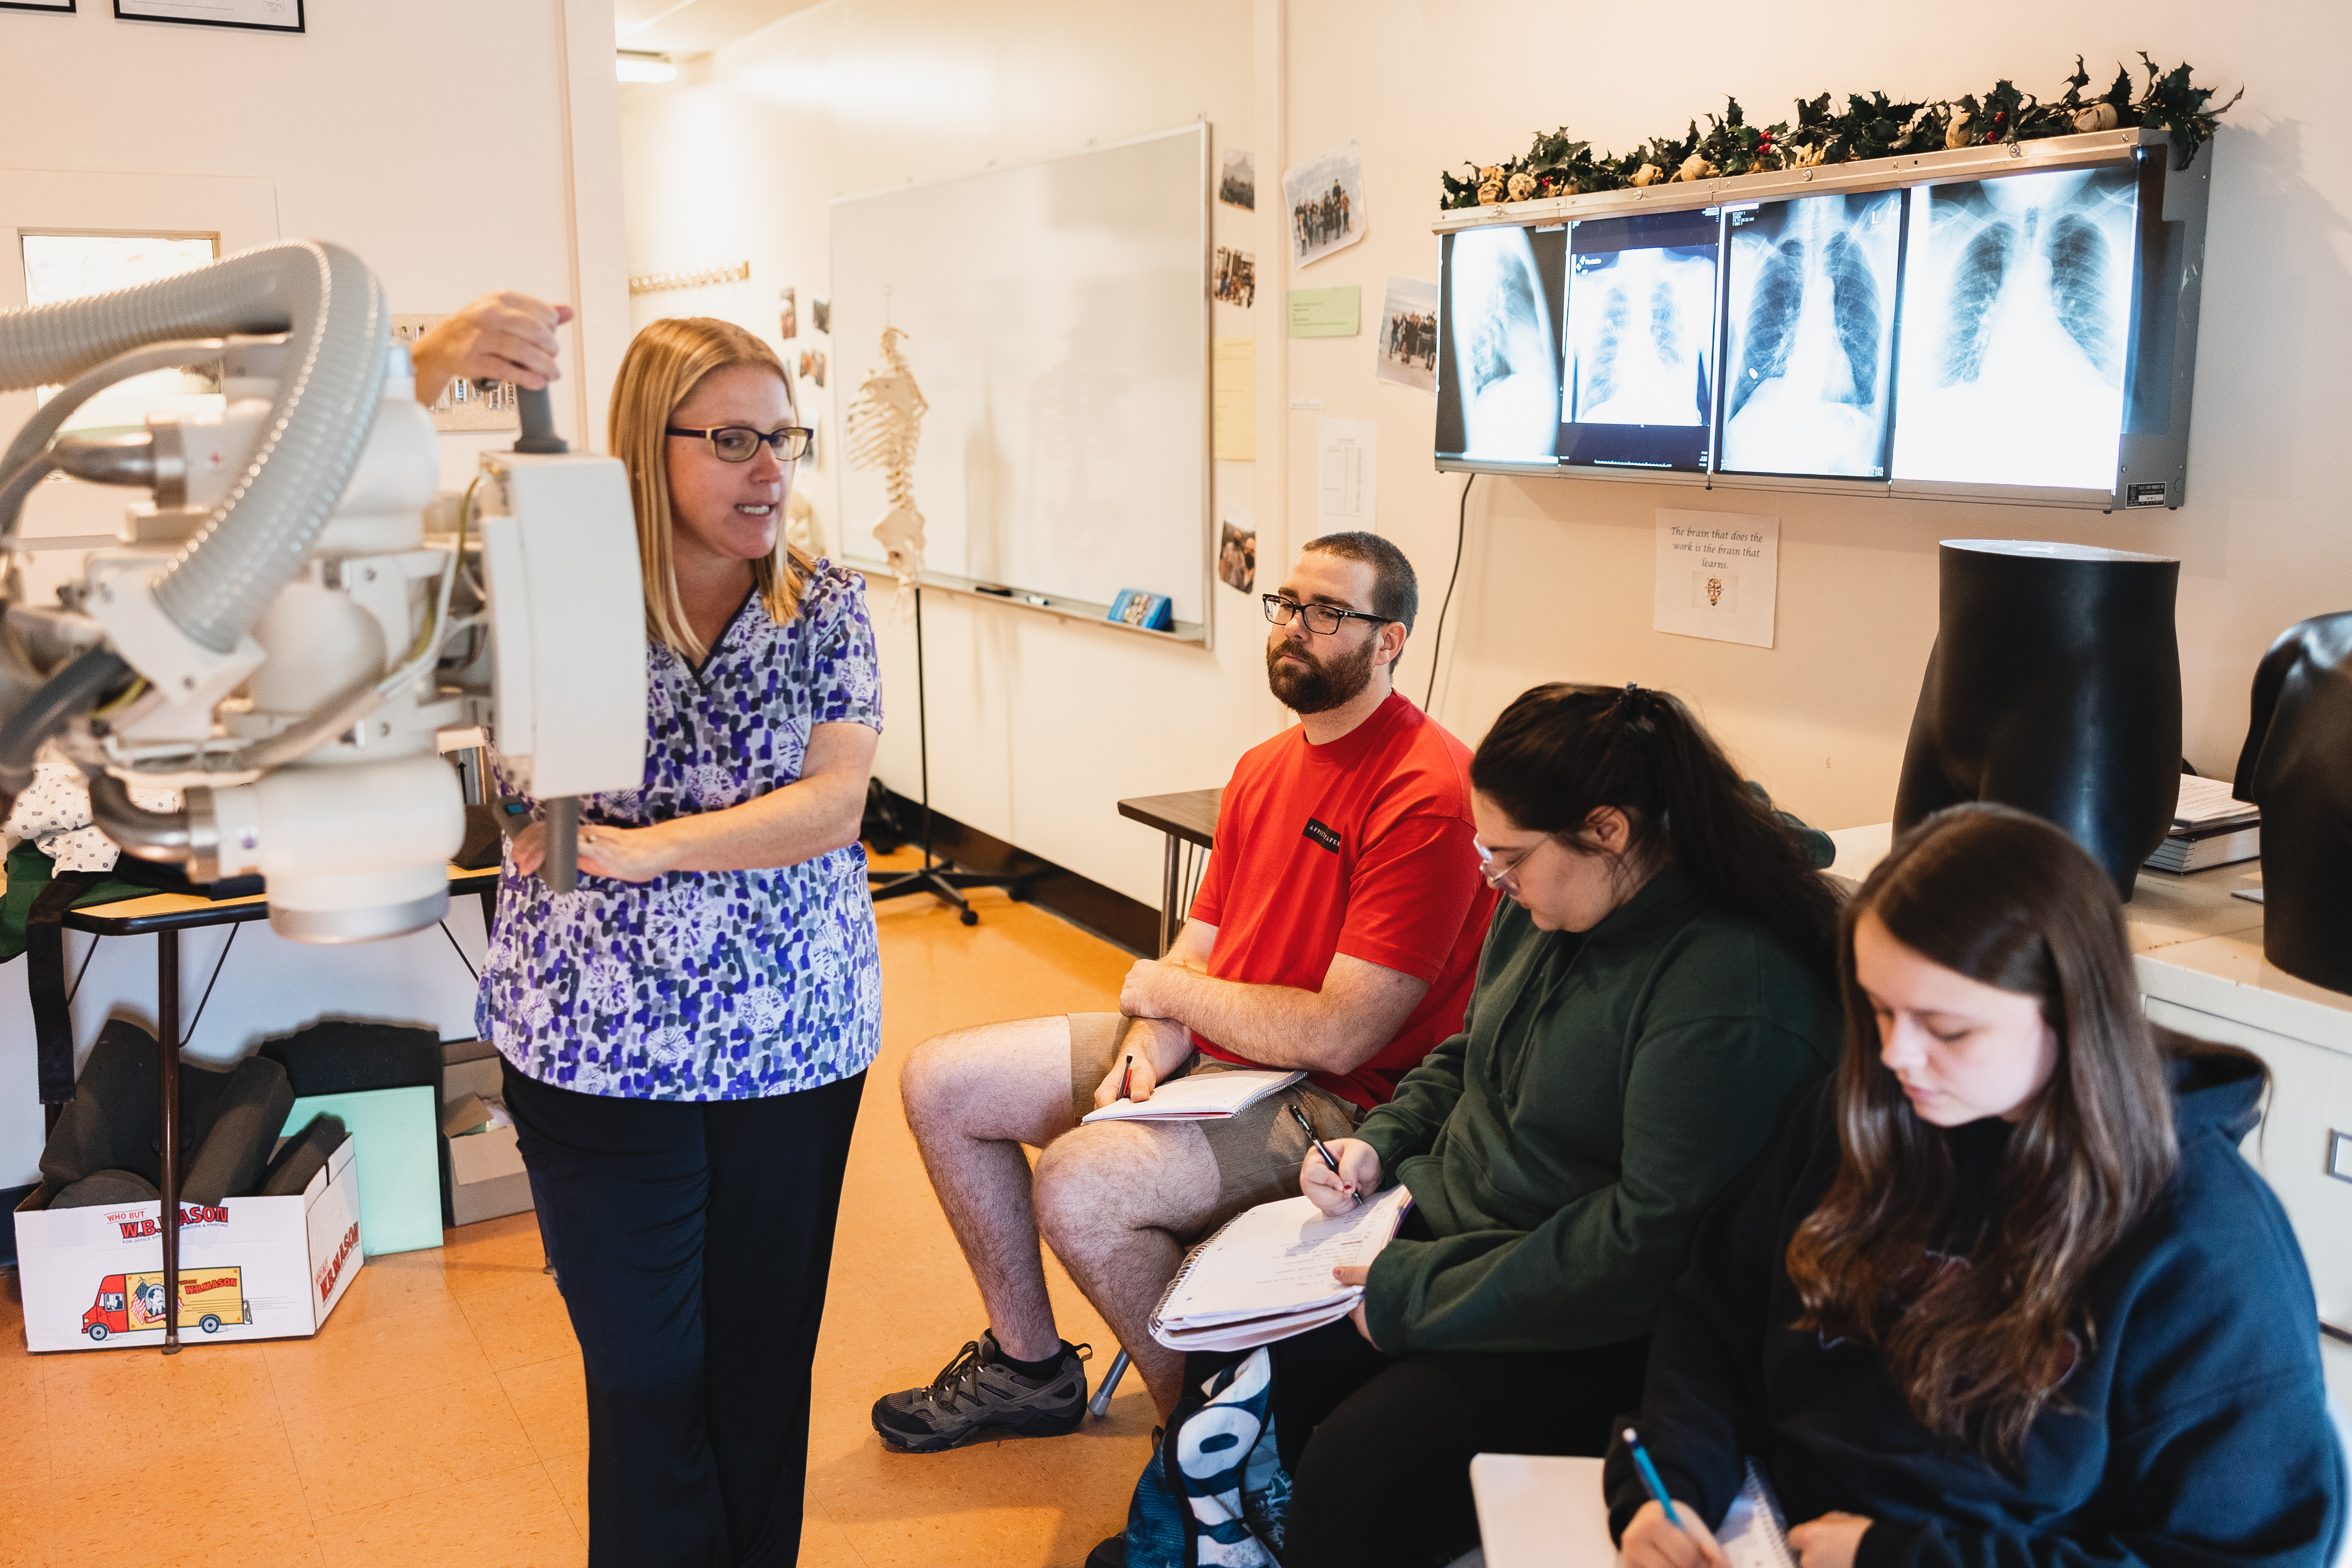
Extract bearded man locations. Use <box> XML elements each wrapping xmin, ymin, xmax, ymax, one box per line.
<box><xmin>873</xmin><ymin>532</ymin><xmax>1495</xmax><ymax>1445</ymax></box>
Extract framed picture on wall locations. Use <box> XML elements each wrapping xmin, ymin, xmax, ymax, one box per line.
<box><xmin>0</xmin><ymin>0</ymin><xmax>76</xmax><ymax>14</ymax></box>
<box><xmin>115</xmin><ymin>0</ymin><xmax>303</xmax><ymax>31</ymax></box>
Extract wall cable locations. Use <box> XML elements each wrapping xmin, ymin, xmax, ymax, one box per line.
<box><xmin>1423</xmin><ymin>473</ymin><xmax>1476</xmax><ymax>714</ymax></box>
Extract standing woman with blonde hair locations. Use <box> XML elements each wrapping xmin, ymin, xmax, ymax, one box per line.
<box><xmin>479</xmin><ymin>316</ymin><xmax>882</xmax><ymax>1567</ymax></box>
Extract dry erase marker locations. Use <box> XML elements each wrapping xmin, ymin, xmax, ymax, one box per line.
<box><xmin>1020</xmin><ymin>594</ymin><xmax>1051</xmax><ymax>607</ymax></box>
<box><xmin>1622</xmin><ymin>1428</ymin><xmax>1682</xmax><ymax>1528</ymax></box>
<box><xmin>1117</xmin><ymin>1053</ymin><xmax>1135</xmax><ymax>1101</ymax></box>
<box><xmin>1287</xmin><ymin>1102</ymin><xmax>1362</xmax><ymax>1207</ymax></box>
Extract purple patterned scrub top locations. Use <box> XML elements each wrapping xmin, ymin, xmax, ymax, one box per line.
<box><xmin>477</xmin><ymin>562</ymin><xmax>884</xmax><ymax>1101</ymax></box>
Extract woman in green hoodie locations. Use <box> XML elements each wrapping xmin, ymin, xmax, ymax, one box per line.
<box><xmin>1279</xmin><ymin>681</ymin><xmax>1845</xmax><ymax>1568</ymax></box>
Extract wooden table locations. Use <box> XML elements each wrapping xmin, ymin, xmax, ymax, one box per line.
<box><xmin>1116</xmin><ymin>789</ymin><xmax>1220</xmax><ymax>957</ymax></box>
<box><xmin>58</xmin><ymin>866</ymin><xmax>500</xmax><ymax>1353</ymax></box>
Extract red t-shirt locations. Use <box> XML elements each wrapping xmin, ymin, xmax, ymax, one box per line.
<box><xmin>1188</xmin><ymin>690</ymin><xmax>1496</xmax><ymax>1110</ymax></box>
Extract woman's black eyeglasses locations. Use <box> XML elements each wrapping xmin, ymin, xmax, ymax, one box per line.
<box><xmin>667</xmin><ymin>425</ymin><xmax>815</xmax><ymax>463</ymax></box>
<box><xmin>1261</xmin><ymin>594</ymin><xmax>1391</xmax><ymax>636</ymax></box>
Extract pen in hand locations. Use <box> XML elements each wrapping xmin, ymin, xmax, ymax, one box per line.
<box><xmin>1116</xmin><ymin>1052</ymin><xmax>1134</xmax><ymax>1102</ymax></box>
<box><xmin>1622</xmin><ymin>1427</ymin><xmax>1684</xmax><ymax>1529</ymax></box>
<box><xmin>1287</xmin><ymin>1102</ymin><xmax>1362</xmax><ymax>1207</ymax></box>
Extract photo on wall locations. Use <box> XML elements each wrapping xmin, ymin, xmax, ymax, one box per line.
<box><xmin>1217</xmin><ymin>504</ymin><xmax>1257</xmax><ymax>593</ymax></box>
<box><xmin>1434</xmin><ymin>224</ymin><xmax>1566</xmax><ymax>465</ymax></box>
<box><xmin>1559</xmin><ymin>209</ymin><xmax>1719</xmax><ymax>470</ymax></box>
<box><xmin>1283</xmin><ymin>141</ymin><xmax>1367</xmax><ymax>267</ymax></box>
<box><xmin>1718</xmin><ymin>190</ymin><xmax>1903</xmax><ymax>479</ymax></box>
<box><xmin>779</xmin><ymin>287</ymin><xmax>798</xmax><ymax>341</ymax></box>
<box><xmin>1220</xmin><ymin>149</ymin><xmax>1256</xmax><ymax>211</ymax></box>
<box><xmin>1375</xmin><ymin>277</ymin><xmax>1439</xmax><ymax>393</ymax></box>
<box><xmin>798</xmin><ymin>350</ymin><xmax>827</xmax><ymax>389</ymax></box>
<box><xmin>1892</xmin><ymin>165</ymin><xmax>2139</xmax><ymax>490</ymax></box>
<box><xmin>1214</xmin><ymin>247</ymin><xmax>1256</xmax><ymax>308</ymax></box>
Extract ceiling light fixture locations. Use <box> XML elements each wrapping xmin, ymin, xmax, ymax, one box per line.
<box><xmin>616</xmin><ymin>50</ymin><xmax>677</xmax><ymax>85</ymax></box>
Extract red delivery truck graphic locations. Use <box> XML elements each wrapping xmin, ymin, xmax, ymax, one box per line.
<box><xmin>83</xmin><ymin>1267</ymin><xmax>251</xmax><ymax>1340</ymax></box>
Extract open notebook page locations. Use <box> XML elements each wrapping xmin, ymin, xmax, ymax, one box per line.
<box><xmin>1081</xmin><ymin>1068</ymin><xmax>1306</xmax><ymax>1122</ymax></box>
<box><xmin>1152</xmin><ymin>1185</ymin><xmax>1414</xmax><ymax>1329</ymax></box>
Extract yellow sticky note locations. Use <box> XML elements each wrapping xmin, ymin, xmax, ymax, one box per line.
<box><xmin>1287</xmin><ymin>287</ymin><xmax>1360</xmax><ymax>338</ymax></box>
<box><xmin>1214</xmin><ymin>336</ymin><xmax>1256</xmax><ymax>462</ymax></box>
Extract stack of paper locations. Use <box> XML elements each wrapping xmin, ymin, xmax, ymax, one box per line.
<box><xmin>2146</xmin><ymin>774</ymin><xmax>2260</xmax><ymax>874</ymax></box>
<box><xmin>1149</xmin><ymin>1185</ymin><xmax>1415</xmax><ymax>1352</ymax></box>
<box><xmin>1081</xmin><ymin>1068</ymin><xmax>1305</xmax><ymax>1123</ymax></box>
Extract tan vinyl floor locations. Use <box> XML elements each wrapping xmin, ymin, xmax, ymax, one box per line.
<box><xmin>1</xmin><ymin>850</ymin><xmax>1155</xmax><ymax>1567</ymax></box>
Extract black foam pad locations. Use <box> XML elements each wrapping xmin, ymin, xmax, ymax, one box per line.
<box><xmin>52</xmin><ymin>1168</ymin><xmax>160</xmax><ymax>1209</ymax></box>
<box><xmin>258</xmin><ymin>1112</ymin><xmax>349</xmax><ymax>1199</ymax></box>
<box><xmin>39</xmin><ymin>1020</ymin><xmax>161</xmax><ymax>1190</ymax></box>
<box><xmin>182</xmin><ymin>1055</ymin><xmax>294</xmax><ymax>1203</ymax></box>
<box><xmin>260</xmin><ymin>1020</ymin><xmax>442</xmax><ymax>1101</ymax></box>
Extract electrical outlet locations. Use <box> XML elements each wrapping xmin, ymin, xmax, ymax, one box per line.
<box><xmin>391</xmin><ymin>315</ymin><xmax>521</xmax><ymax>432</ymax></box>
<box><xmin>2329</xmin><ymin>1130</ymin><xmax>2352</xmax><ymax>1183</ymax></box>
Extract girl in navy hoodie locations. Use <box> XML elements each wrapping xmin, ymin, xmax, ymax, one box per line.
<box><xmin>1608</xmin><ymin>803</ymin><xmax>2347</xmax><ymax>1568</ymax></box>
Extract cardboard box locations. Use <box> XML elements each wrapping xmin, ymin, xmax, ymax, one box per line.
<box><xmin>12</xmin><ymin>1134</ymin><xmax>363</xmax><ymax>1353</ymax></box>
<box><xmin>442</xmin><ymin>1039</ymin><xmax>534</xmax><ymax>1228</ymax></box>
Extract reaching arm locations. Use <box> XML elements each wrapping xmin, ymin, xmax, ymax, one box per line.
<box><xmin>511</xmin><ymin>721</ymin><xmax>877</xmax><ymax>880</ymax></box>
<box><xmin>1119</xmin><ymin>940</ymin><xmax>1429</xmax><ymax>1075</ymax></box>
<box><xmin>408</xmin><ymin>291</ymin><xmax>572</xmax><ymax>408</ymax></box>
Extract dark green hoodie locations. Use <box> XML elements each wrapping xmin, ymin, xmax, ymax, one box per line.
<box><xmin>1356</xmin><ymin>864</ymin><xmax>1840</xmax><ymax>1355</ymax></box>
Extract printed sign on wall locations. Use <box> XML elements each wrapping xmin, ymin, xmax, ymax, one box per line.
<box><xmin>1653</xmin><ymin>509</ymin><xmax>1779</xmax><ymax>648</ymax></box>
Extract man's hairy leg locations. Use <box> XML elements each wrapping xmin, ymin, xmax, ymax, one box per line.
<box><xmin>899</xmin><ymin>1015</ymin><xmax>1087</xmax><ymax>1363</ymax></box>
<box><xmin>1032</xmin><ymin>1119</ymin><xmax>1222</xmax><ymax>1418</ymax></box>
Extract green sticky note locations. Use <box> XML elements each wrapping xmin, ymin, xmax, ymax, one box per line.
<box><xmin>1288</xmin><ymin>287</ymin><xmax>1360</xmax><ymax>338</ymax></box>
<box><xmin>282</xmin><ymin>1087</ymin><xmax>444</xmax><ymax>1257</ymax></box>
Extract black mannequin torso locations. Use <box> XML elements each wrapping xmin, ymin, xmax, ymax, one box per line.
<box><xmin>2233</xmin><ymin>611</ymin><xmax>2352</xmax><ymax>994</ymax></box>
<box><xmin>1894</xmin><ymin>540</ymin><xmax>2181</xmax><ymax>901</ymax></box>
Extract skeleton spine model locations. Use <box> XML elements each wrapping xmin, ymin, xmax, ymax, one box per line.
<box><xmin>844</xmin><ymin>326</ymin><xmax>929</xmax><ymax>610</ymax></box>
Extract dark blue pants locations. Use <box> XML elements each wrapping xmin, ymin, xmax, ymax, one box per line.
<box><xmin>504</xmin><ymin>1061</ymin><xmax>866</xmax><ymax>1568</ymax></box>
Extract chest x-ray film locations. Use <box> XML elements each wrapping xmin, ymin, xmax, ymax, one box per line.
<box><xmin>1719</xmin><ymin>191</ymin><xmax>1904</xmax><ymax>479</ymax></box>
<box><xmin>1436</xmin><ymin>225</ymin><xmax>1568</xmax><ymax>465</ymax></box>
<box><xmin>1892</xmin><ymin>167</ymin><xmax>2138</xmax><ymax>489</ymax></box>
<box><xmin>1559</xmin><ymin>210</ymin><xmax>1721</xmax><ymax>469</ymax></box>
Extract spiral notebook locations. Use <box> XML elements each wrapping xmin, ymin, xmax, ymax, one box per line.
<box><xmin>1147</xmin><ymin>1185</ymin><xmax>1415</xmax><ymax>1351</ymax></box>
<box><xmin>1080</xmin><ymin>1068</ymin><xmax>1305</xmax><ymax>1122</ymax></box>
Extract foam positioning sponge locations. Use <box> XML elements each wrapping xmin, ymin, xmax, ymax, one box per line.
<box><xmin>51</xmin><ymin>1168</ymin><xmax>160</xmax><ymax>1209</ymax></box>
<box><xmin>259</xmin><ymin>1112</ymin><xmax>349</xmax><ymax>1199</ymax></box>
<box><xmin>38</xmin><ymin>1020</ymin><xmax>162</xmax><ymax>1191</ymax></box>
<box><xmin>182</xmin><ymin>1055</ymin><xmax>294</xmax><ymax>1204</ymax></box>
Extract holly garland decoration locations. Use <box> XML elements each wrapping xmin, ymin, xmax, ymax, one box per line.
<box><xmin>1442</xmin><ymin>54</ymin><xmax>2241</xmax><ymax>210</ymax></box>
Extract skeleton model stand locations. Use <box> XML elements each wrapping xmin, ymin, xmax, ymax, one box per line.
<box><xmin>844</xmin><ymin>327</ymin><xmax>1019</xmax><ymax>925</ymax></box>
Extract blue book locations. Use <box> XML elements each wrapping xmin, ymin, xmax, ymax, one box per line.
<box><xmin>1108</xmin><ymin>589</ymin><xmax>1174</xmax><ymax>632</ymax></box>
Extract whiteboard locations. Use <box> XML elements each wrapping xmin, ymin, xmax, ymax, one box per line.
<box><xmin>830</xmin><ymin>125</ymin><xmax>1211</xmax><ymax>635</ymax></box>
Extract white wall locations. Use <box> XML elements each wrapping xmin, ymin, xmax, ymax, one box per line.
<box><xmin>1280</xmin><ymin>0</ymin><xmax>2351</xmax><ymax>830</ymax></box>
<box><xmin>618</xmin><ymin>0</ymin><xmax>1280</xmax><ymax>909</ymax></box>
<box><xmin>618</xmin><ymin>0</ymin><xmax>2352</xmax><ymax>909</ymax></box>
<box><xmin>0</xmin><ymin>0</ymin><xmax>627</xmax><ymax>1184</ymax></box>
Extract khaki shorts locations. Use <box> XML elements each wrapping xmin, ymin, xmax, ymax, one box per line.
<box><xmin>1067</xmin><ymin>1012</ymin><xmax>1362</xmax><ymax>1235</ymax></box>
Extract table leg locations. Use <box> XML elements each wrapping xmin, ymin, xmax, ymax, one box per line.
<box><xmin>157</xmin><ymin>929</ymin><xmax>181</xmax><ymax>1355</ymax></box>
<box><xmin>1159</xmin><ymin>833</ymin><xmax>1181</xmax><ymax>958</ymax></box>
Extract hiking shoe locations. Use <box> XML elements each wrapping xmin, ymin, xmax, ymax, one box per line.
<box><xmin>872</xmin><ymin>1331</ymin><xmax>1093</xmax><ymax>1453</ymax></box>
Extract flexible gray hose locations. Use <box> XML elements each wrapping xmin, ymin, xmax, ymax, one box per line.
<box><xmin>0</xmin><ymin>241</ymin><xmax>386</xmax><ymax>655</ymax></box>
<box><xmin>88</xmin><ymin>772</ymin><xmax>192</xmax><ymax>862</ymax></box>
<box><xmin>0</xmin><ymin>337</ymin><xmax>226</xmax><ymax>498</ymax></box>
<box><xmin>0</xmin><ymin>645</ymin><xmax>129</xmax><ymax>792</ymax></box>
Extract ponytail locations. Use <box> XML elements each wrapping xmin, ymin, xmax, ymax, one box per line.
<box><xmin>1470</xmin><ymin>682</ymin><xmax>1840</xmax><ymax>982</ymax></box>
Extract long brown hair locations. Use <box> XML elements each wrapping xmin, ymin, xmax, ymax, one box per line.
<box><xmin>1468</xmin><ymin>682</ymin><xmax>1840</xmax><ymax>982</ymax></box>
<box><xmin>608</xmin><ymin>316</ymin><xmax>813</xmax><ymax>661</ymax></box>
<box><xmin>1785</xmin><ymin>803</ymin><xmax>2179</xmax><ymax>1463</ymax></box>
